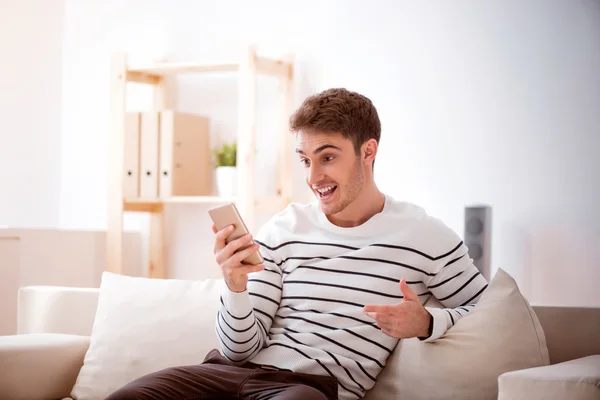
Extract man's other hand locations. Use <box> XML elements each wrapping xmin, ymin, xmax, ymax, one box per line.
<box><xmin>363</xmin><ymin>279</ymin><xmax>433</xmax><ymax>339</ymax></box>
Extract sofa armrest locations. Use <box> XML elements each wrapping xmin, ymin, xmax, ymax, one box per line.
<box><xmin>498</xmin><ymin>355</ymin><xmax>600</xmax><ymax>400</ymax></box>
<box><xmin>0</xmin><ymin>333</ymin><xmax>89</xmax><ymax>400</ymax></box>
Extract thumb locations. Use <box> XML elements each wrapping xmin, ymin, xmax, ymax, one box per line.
<box><xmin>400</xmin><ymin>279</ymin><xmax>419</xmax><ymax>301</ymax></box>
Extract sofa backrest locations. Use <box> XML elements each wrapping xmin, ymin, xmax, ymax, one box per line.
<box><xmin>17</xmin><ymin>286</ymin><xmax>600</xmax><ymax>365</ymax></box>
<box><xmin>18</xmin><ymin>286</ymin><xmax>100</xmax><ymax>336</ymax></box>
<box><xmin>531</xmin><ymin>305</ymin><xmax>600</xmax><ymax>364</ymax></box>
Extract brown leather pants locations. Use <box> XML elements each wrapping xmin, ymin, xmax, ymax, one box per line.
<box><xmin>106</xmin><ymin>349</ymin><xmax>339</xmax><ymax>400</ymax></box>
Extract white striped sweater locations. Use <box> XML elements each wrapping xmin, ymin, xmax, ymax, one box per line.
<box><xmin>216</xmin><ymin>195</ymin><xmax>489</xmax><ymax>400</ymax></box>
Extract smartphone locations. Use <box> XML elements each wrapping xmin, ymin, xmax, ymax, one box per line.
<box><xmin>207</xmin><ymin>203</ymin><xmax>264</xmax><ymax>265</ymax></box>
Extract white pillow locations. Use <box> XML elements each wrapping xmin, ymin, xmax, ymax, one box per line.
<box><xmin>70</xmin><ymin>272</ymin><xmax>225</xmax><ymax>400</ymax></box>
<box><xmin>364</xmin><ymin>268</ymin><xmax>550</xmax><ymax>400</ymax></box>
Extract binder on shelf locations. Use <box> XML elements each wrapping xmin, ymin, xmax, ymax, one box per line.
<box><xmin>139</xmin><ymin>111</ymin><xmax>160</xmax><ymax>199</ymax></box>
<box><xmin>159</xmin><ymin>110</ymin><xmax>211</xmax><ymax>198</ymax></box>
<box><xmin>123</xmin><ymin>112</ymin><xmax>141</xmax><ymax>198</ymax></box>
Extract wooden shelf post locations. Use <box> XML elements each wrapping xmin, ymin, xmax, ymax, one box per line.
<box><xmin>107</xmin><ymin>53</ymin><xmax>127</xmax><ymax>275</ymax></box>
<box><xmin>236</xmin><ymin>46</ymin><xmax>258</xmax><ymax>232</ymax></box>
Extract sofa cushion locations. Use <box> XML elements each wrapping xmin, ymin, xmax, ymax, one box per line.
<box><xmin>364</xmin><ymin>268</ymin><xmax>550</xmax><ymax>400</ymax></box>
<box><xmin>498</xmin><ymin>355</ymin><xmax>600</xmax><ymax>400</ymax></box>
<box><xmin>70</xmin><ymin>272</ymin><xmax>225</xmax><ymax>400</ymax></box>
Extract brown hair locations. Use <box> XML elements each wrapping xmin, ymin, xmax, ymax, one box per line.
<box><xmin>289</xmin><ymin>88</ymin><xmax>381</xmax><ymax>155</ymax></box>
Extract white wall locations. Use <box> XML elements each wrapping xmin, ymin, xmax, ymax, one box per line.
<box><xmin>57</xmin><ymin>0</ymin><xmax>600</xmax><ymax>305</ymax></box>
<box><xmin>0</xmin><ymin>0</ymin><xmax>64</xmax><ymax>228</ymax></box>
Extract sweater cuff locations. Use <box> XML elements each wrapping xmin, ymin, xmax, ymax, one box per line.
<box><xmin>221</xmin><ymin>287</ymin><xmax>254</xmax><ymax>319</ymax></box>
<box><xmin>421</xmin><ymin>307</ymin><xmax>449</xmax><ymax>342</ymax></box>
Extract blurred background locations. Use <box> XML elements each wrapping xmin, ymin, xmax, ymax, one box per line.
<box><xmin>1</xmin><ymin>0</ymin><xmax>599</xmax><ymax>308</ymax></box>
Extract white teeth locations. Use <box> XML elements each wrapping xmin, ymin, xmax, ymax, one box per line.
<box><xmin>317</xmin><ymin>186</ymin><xmax>334</xmax><ymax>193</ymax></box>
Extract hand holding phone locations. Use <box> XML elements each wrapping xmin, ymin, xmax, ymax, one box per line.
<box><xmin>208</xmin><ymin>203</ymin><xmax>265</xmax><ymax>292</ymax></box>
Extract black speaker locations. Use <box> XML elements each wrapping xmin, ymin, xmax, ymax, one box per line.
<box><xmin>464</xmin><ymin>205</ymin><xmax>492</xmax><ymax>281</ymax></box>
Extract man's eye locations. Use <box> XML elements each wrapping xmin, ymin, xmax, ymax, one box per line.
<box><xmin>300</xmin><ymin>158</ymin><xmax>310</xmax><ymax>166</ymax></box>
<box><xmin>324</xmin><ymin>156</ymin><xmax>334</xmax><ymax>162</ymax></box>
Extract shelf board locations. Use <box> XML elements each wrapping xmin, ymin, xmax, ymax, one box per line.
<box><xmin>123</xmin><ymin>195</ymin><xmax>288</xmax><ymax>213</ymax></box>
<box><xmin>125</xmin><ymin>57</ymin><xmax>292</xmax><ymax>83</ymax></box>
<box><xmin>128</xmin><ymin>62</ymin><xmax>239</xmax><ymax>76</ymax></box>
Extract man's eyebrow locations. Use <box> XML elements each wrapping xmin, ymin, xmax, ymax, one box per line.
<box><xmin>295</xmin><ymin>144</ymin><xmax>342</xmax><ymax>155</ymax></box>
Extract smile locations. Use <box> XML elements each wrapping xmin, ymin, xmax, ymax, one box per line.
<box><xmin>316</xmin><ymin>186</ymin><xmax>337</xmax><ymax>199</ymax></box>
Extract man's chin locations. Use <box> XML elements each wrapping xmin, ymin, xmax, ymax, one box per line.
<box><xmin>318</xmin><ymin>200</ymin><xmax>341</xmax><ymax>216</ymax></box>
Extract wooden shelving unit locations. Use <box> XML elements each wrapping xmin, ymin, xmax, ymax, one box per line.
<box><xmin>108</xmin><ymin>46</ymin><xmax>295</xmax><ymax>278</ymax></box>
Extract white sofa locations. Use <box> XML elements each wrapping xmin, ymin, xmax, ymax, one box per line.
<box><xmin>1</xmin><ymin>282</ymin><xmax>599</xmax><ymax>400</ymax></box>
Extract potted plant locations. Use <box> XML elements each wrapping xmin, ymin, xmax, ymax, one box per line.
<box><xmin>213</xmin><ymin>142</ymin><xmax>237</xmax><ymax>197</ymax></box>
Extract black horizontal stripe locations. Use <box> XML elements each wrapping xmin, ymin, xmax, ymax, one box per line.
<box><xmin>264</xmin><ymin>268</ymin><xmax>281</xmax><ymax>275</ymax></box>
<box><xmin>445</xmin><ymin>309</ymin><xmax>455</xmax><ymax>325</ymax></box>
<box><xmin>281</xmin><ymin>315</ymin><xmax>392</xmax><ymax>354</ymax></box>
<box><xmin>220</xmin><ymin>297</ymin><xmax>253</xmax><ymax>320</ymax></box>
<box><xmin>217</xmin><ymin>317</ymin><xmax>258</xmax><ymax>345</ymax></box>
<box><xmin>285</xmin><ymin>280</ymin><xmax>404</xmax><ymax>300</ymax></box>
<box><xmin>266</xmin><ymin>253</ymin><xmax>430</xmax><ymax>276</ymax></box>
<box><xmin>219</xmin><ymin>344</ymin><xmax>261</xmax><ymax>365</ymax></box>
<box><xmin>268</xmin><ymin>342</ymin><xmax>362</xmax><ymax>398</ymax></box>
<box><xmin>460</xmin><ymin>284</ymin><xmax>488</xmax><ymax>306</ymax></box>
<box><xmin>282</xmin><ymin>295</ymin><xmax>365</xmax><ymax>308</ymax></box>
<box><xmin>257</xmin><ymin>239</ymin><xmax>464</xmax><ymax>261</ymax></box>
<box><xmin>256</xmin><ymin>317</ymin><xmax>268</xmax><ymax>337</ymax></box>
<box><xmin>248</xmin><ymin>278</ymin><xmax>282</xmax><ymax>291</ymax></box>
<box><xmin>256</xmin><ymin>239</ymin><xmax>358</xmax><ymax>252</ymax></box>
<box><xmin>458</xmin><ymin>306</ymin><xmax>471</xmax><ymax>313</ymax></box>
<box><xmin>338</xmin><ymin>255</ymin><xmax>433</xmax><ymax>276</ymax></box>
<box><xmin>219</xmin><ymin>311</ymin><xmax>255</xmax><ymax>333</ymax></box>
<box><xmin>326</xmin><ymin>349</ymin><xmax>366</xmax><ymax>391</ymax></box>
<box><xmin>249</xmin><ymin>292</ymin><xmax>280</xmax><ymax>306</ymax></box>
<box><xmin>280</xmin><ymin>305</ymin><xmax>381</xmax><ymax>331</ymax></box>
<box><xmin>290</xmin><ymin>265</ymin><xmax>405</xmax><ymax>283</ymax></box>
<box><xmin>216</xmin><ymin>328</ymin><xmax>257</xmax><ymax>355</ymax></box>
<box><xmin>428</xmin><ymin>270</ymin><xmax>465</xmax><ymax>289</ymax></box>
<box><xmin>444</xmin><ymin>253</ymin><xmax>467</xmax><ymax>268</ymax></box>
<box><xmin>355</xmin><ymin>360</ymin><xmax>376</xmax><ymax>382</ymax></box>
<box><xmin>278</xmin><ymin>255</ymin><xmax>430</xmax><ymax>278</ymax></box>
<box><xmin>280</xmin><ymin>256</ymin><xmax>332</xmax><ymax>268</ymax></box>
<box><xmin>253</xmin><ymin>307</ymin><xmax>274</xmax><ymax>323</ymax></box>
<box><xmin>312</xmin><ymin>331</ymin><xmax>385</xmax><ymax>368</ymax></box>
<box><xmin>437</xmin><ymin>272</ymin><xmax>481</xmax><ymax>301</ymax></box>
<box><xmin>283</xmin><ymin>333</ymin><xmax>366</xmax><ymax>390</ymax></box>
<box><xmin>369</xmin><ymin>240</ymin><xmax>462</xmax><ymax>261</ymax></box>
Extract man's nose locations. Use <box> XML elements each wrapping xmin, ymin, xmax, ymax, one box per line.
<box><xmin>307</xmin><ymin>163</ymin><xmax>322</xmax><ymax>186</ymax></box>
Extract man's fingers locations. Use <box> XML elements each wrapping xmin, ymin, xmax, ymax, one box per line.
<box><xmin>214</xmin><ymin>225</ymin><xmax>234</xmax><ymax>253</ymax></box>
<box><xmin>380</xmin><ymin>327</ymin><xmax>395</xmax><ymax>337</ymax></box>
<box><xmin>399</xmin><ymin>279</ymin><xmax>419</xmax><ymax>301</ymax></box>
<box><xmin>366</xmin><ymin>312</ymin><xmax>391</xmax><ymax>325</ymax></box>
<box><xmin>225</xmin><ymin>234</ymin><xmax>255</xmax><ymax>259</ymax></box>
<box><xmin>242</xmin><ymin>263</ymin><xmax>265</xmax><ymax>275</ymax></box>
<box><xmin>222</xmin><ymin>261</ymin><xmax>265</xmax><ymax>278</ymax></box>
<box><xmin>363</xmin><ymin>304</ymin><xmax>391</xmax><ymax>314</ymax></box>
<box><xmin>221</xmin><ymin>243</ymin><xmax>260</xmax><ymax>270</ymax></box>
<box><xmin>211</xmin><ymin>224</ymin><xmax>218</xmax><ymax>234</ymax></box>
<box><xmin>233</xmin><ymin>243</ymin><xmax>261</xmax><ymax>265</ymax></box>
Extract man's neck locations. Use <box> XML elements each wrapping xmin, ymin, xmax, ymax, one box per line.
<box><xmin>326</xmin><ymin>185</ymin><xmax>385</xmax><ymax>228</ymax></box>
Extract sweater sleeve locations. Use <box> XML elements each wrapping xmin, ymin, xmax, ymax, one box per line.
<box><xmin>215</xmin><ymin>223</ymin><xmax>283</xmax><ymax>364</ymax></box>
<box><xmin>420</xmin><ymin>219</ymin><xmax>489</xmax><ymax>342</ymax></box>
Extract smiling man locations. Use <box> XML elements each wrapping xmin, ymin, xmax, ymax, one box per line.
<box><xmin>108</xmin><ymin>88</ymin><xmax>489</xmax><ymax>400</ymax></box>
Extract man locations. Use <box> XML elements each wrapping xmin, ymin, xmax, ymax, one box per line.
<box><xmin>107</xmin><ymin>88</ymin><xmax>488</xmax><ymax>400</ymax></box>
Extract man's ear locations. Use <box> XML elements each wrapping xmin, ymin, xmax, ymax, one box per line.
<box><xmin>362</xmin><ymin>139</ymin><xmax>378</xmax><ymax>165</ymax></box>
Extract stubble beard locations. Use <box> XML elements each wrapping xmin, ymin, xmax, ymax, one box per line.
<box><xmin>322</xmin><ymin>157</ymin><xmax>365</xmax><ymax>216</ymax></box>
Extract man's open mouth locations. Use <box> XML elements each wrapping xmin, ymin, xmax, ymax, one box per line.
<box><xmin>316</xmin><ymin>185</ymin><xmax>337</xmax><ymax>199</ymax></box>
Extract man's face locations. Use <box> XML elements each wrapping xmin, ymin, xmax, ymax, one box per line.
<box><xmin>295</xmin><ymin>131</ymin><xmax>365</xmax><ymax>216</ymax></box>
